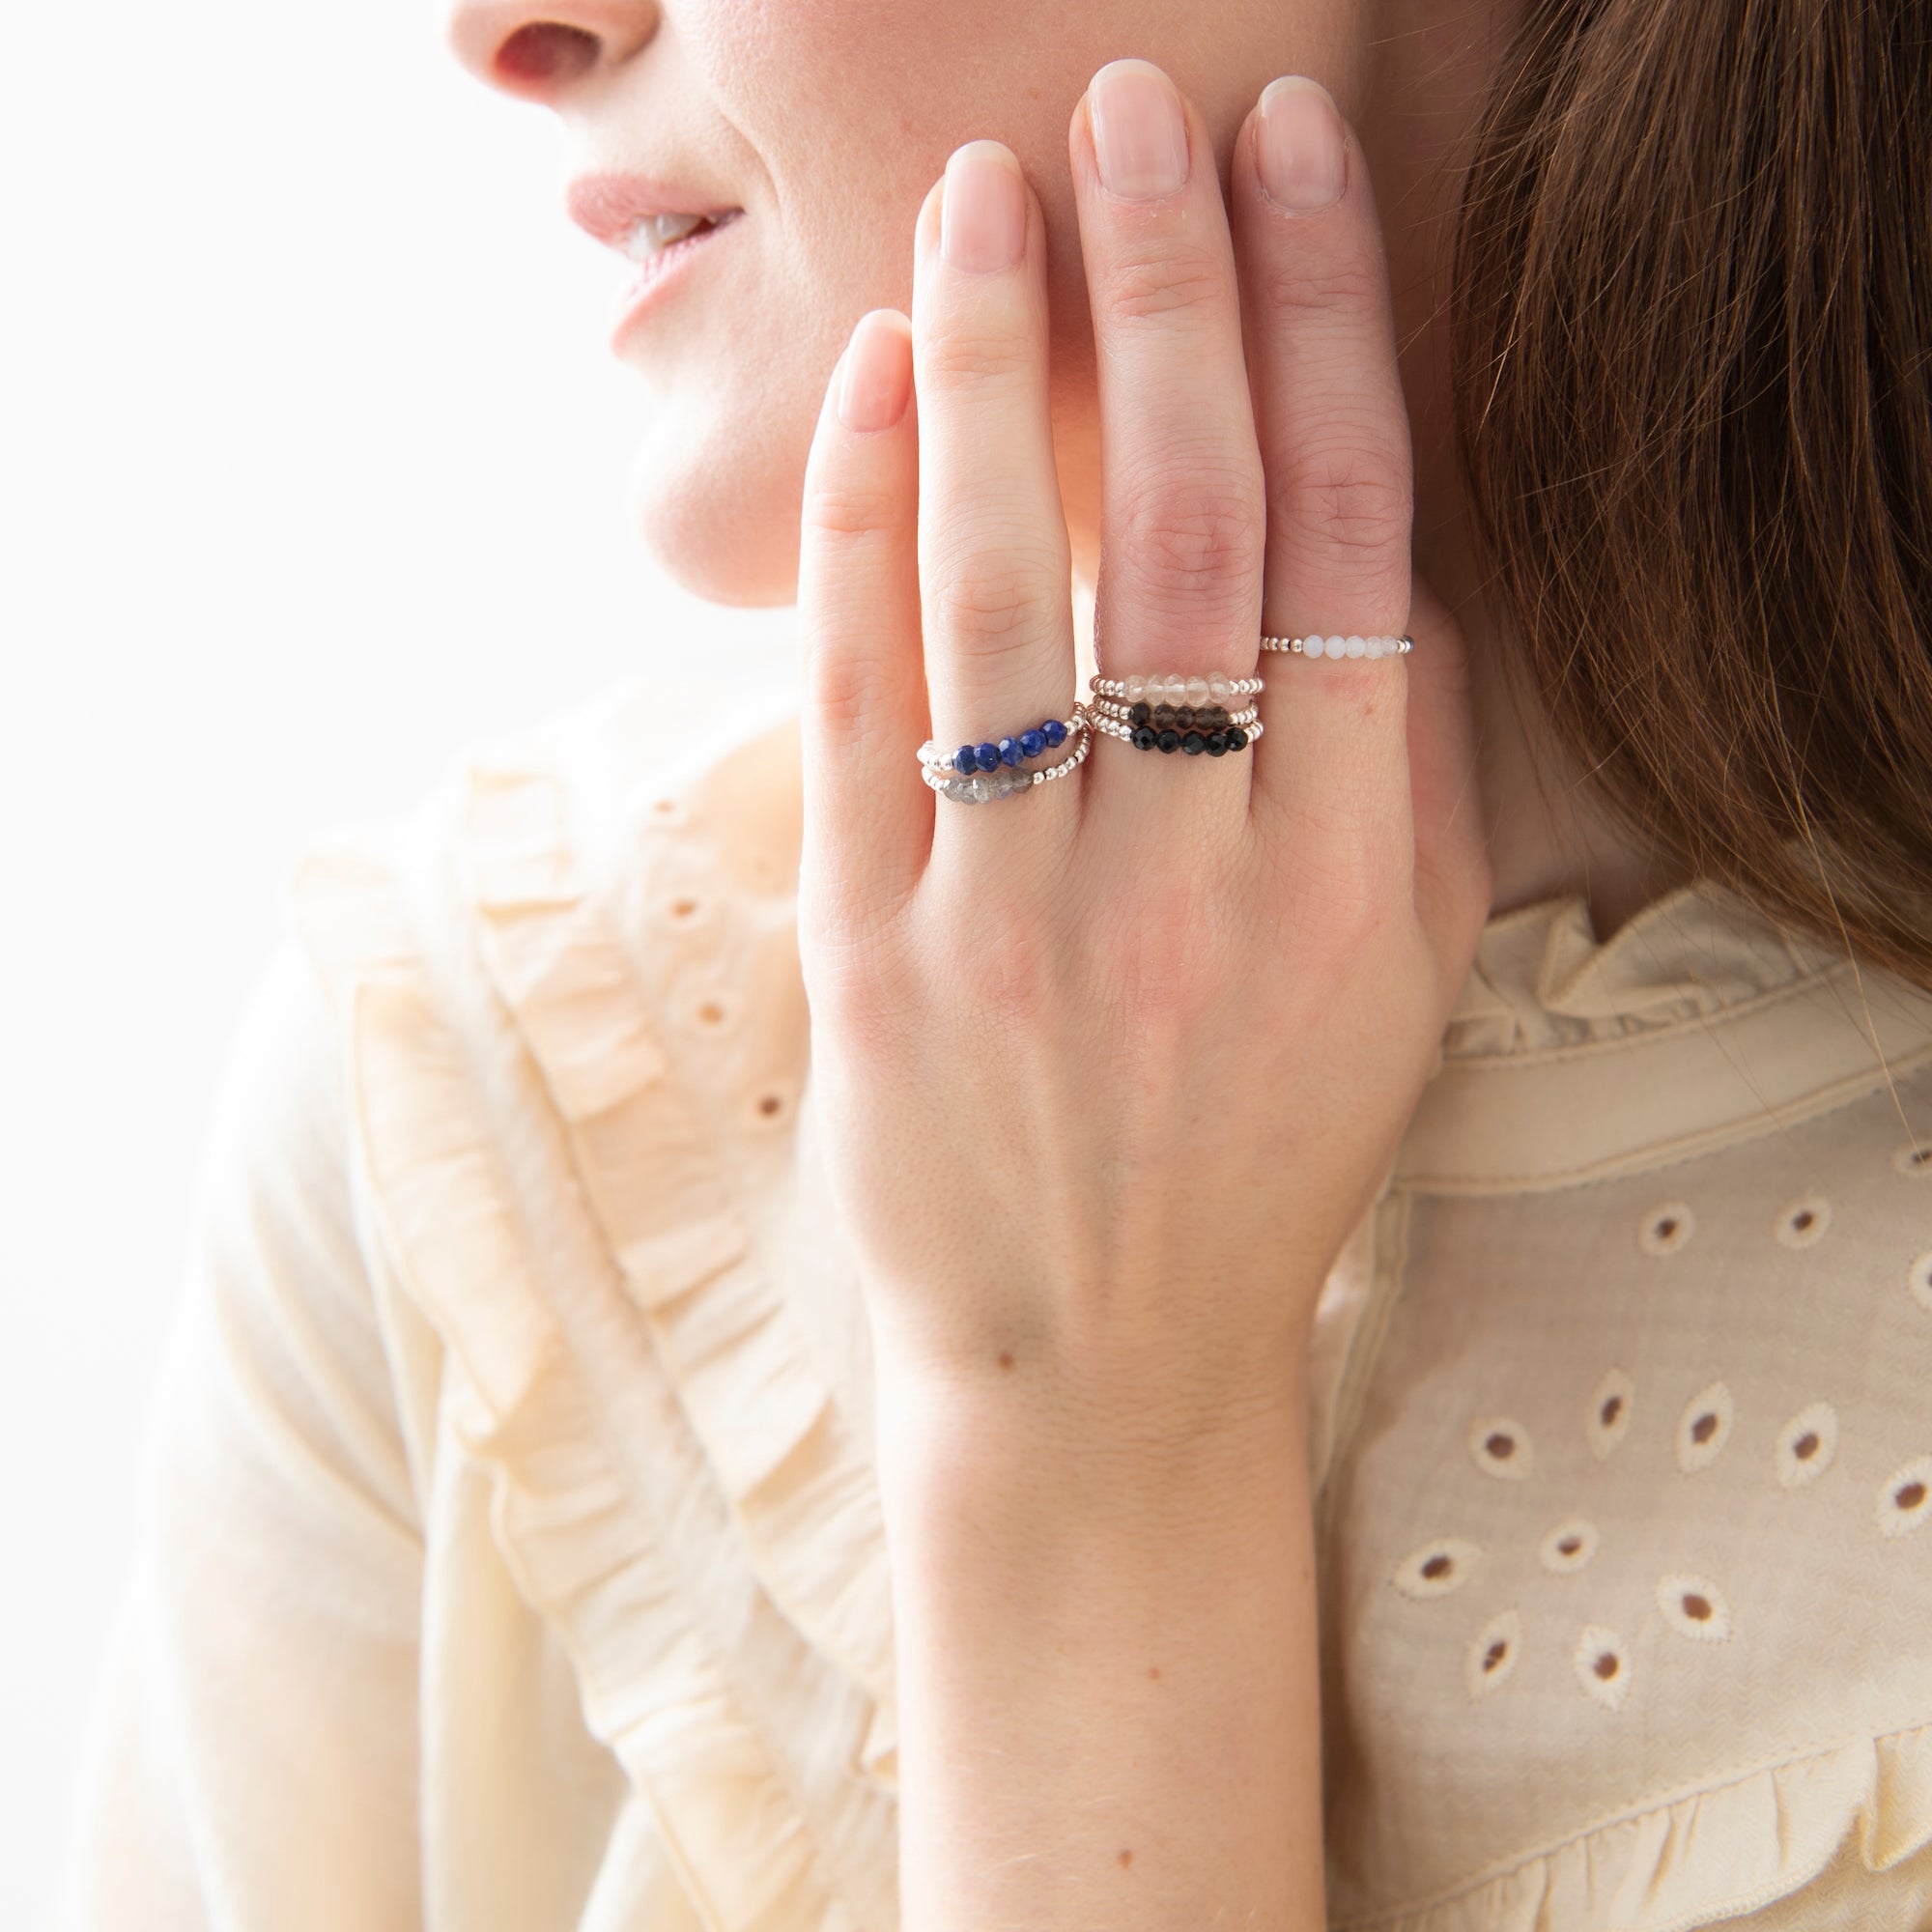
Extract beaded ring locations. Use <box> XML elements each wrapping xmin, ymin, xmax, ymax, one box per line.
<box><xmin>919</xmin><ymin>713</ymin><xmax>1077</xmax><ymax>779</ymax></box>
<box><xmin>1085</xmin><ymin>670</ymin><xmax>1264</xmax><ymax>756</ymax></box>
<box><xmin>1260</xmin><ymin>633</ymin><xmax>1413</xmax><ymax>659</ymax></box>
<box><xmin>919</xmin><ymin>707</ymin><xmax>1094</xmax><ymax>803</ymax></box>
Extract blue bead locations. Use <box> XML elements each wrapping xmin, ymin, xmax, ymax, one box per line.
<box><xmin>1042</xmin><ymin>717</ymin><xmax>1067</xmax><ymax>748</ymax></box>
<box><xmin>952</xmin><ymin>745</ymin><xmax>978</xmax><ymax>776</ymax></box>
<box><xmin>1018</xmin><ymin>727</ymin><xmax>1045</xmax><ymax>759</ymax></box>
<box><xmin>998</xmin><ymin>737</ymin><xmax>1024</xmax><ymax>766</ymax></box>
<box><xmin>974</xmin><ymin>742</ymin><xmax>1001</xmax><ymax>772</ymax></box>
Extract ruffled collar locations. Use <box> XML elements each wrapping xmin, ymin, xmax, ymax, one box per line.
<box><xmin>1400</xmin><ymin>880</ymin><xmax>1932</xmax><ymax>1193</ymax></box>
<box><xmin>1441</xmin><ymin>877</ymin><xmax>1851</xmax><ymax>1059</ymax></box>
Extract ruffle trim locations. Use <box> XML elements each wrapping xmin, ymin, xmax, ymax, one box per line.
<box><xmin>1334</xmin><ymin>1719</ymin><xmax>1932</xmax><ymax>1932</ymax></box>
<box><xmin>1440</xmin><ymin>880</ymin><xmax>1848</xmax><ymax>1061</ymax></box>
<box><xmin>291</xmin><ymin>725</ymin><xmax>900</xmax><ymax>1932</ymax></box>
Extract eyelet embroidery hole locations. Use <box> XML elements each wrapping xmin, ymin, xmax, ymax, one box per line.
<box><xmin>1877</xmin><ymin>1455</ymin><xmax>1932</xmax><ymax>1538</ymax></box>
<box><xmin>1893</xmin><ymin>1141</ymin><xmax>1932</xmax><ymax>1179</ymax></box>
<box><xmin>689</xmin><ymin>990</ymin><xmax>738</xmax><ymax>1034</ymax></box>
<box><xmin>1657</xmin><ymin>1573</ymin><xmax>1732</xmax><ymax>1642</ymax></box>
<box><xmin>1638</xmin><ymin>1202</ymin><xmax>1695</xmax><ymax>1258</ymax></box>
<box><xmin>658</xmin><ymin>891</ymin><xmax>709</xmax><ymax>931</ymax></box>
<box><xmin>1585</xmin><ymin>1369</ymin><xmax>1635</xmax><ymax>1462</ymax></box>
<box><xmin>1392</xmin><ymin>1537</ymin><xmax>1483</xmax><ymax>1602</ymax></box>
<box><xmin>1538</xmin><ymin>1517</ymin><xmax>1599</xmax><ymax>1576</ymax></box>
<box><xmin>1773</xmin><ymin>1194</ymin><xmax>1833</xmax><ymax>1250</ymax></box>
<box><xmin>1675</xmin><ymin>1379</ymin><xmax>1734</xmax><ymax>1474</ymax></box>
<box><xmin>1775</xmin><ymin>1401</ymin><xmax>1839</xmax><ymax>1489</ymax></box>
<box><xmin>1465</xmin><ymin>1609</ymin><xmax>1522</xmax><ymax>1701</ymax></box>
<box><xmin>1909</xmin><ymin>1252</ymin><xmax>1932</xmax><ymax>1315</ymax></box>
<box><xmin>1468</xmin><ymin>1416</ymin><xmax>1535</xmax><ymax>1481</ymax></box>
<box><xmin>1574</xmin><ymin>1625</ymin><xmax>1631</xmax><ymax>1711</ymax></box>
<box><xmin>746</xmin><ymin>1082</ymin><xmax>797</xmax><ymax>1131</ymax></box>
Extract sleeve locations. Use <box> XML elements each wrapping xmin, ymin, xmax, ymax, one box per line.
<box><xmin>56</xmin><ymin>941</ymin><xmax>428</xmax><ymax>1932</ymax></box>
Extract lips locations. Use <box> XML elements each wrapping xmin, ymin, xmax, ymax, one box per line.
<box><xmin>566</xmin><ymin>173</ymin><xmax>743</xmax><ymax>249</ymax></box>
<box><xmin>568</xmin><ymin>173</ymin><xmax>746</xmax><ymax>349</ymax></box>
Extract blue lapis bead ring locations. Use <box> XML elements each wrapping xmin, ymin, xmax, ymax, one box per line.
<box><xmin>918</xmin><ymin>713</ymin><xmax>1074</xmax><ymax>779</ymax></box>
<box><xmin>917</xmin><ymin>706</ymin><xmax>1094</xmax><ymax>803</ymax></box>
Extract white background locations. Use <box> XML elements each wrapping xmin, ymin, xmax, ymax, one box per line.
<box><xmin>0</xmin><ymin>3</ymin><xmax>798</xmax><ymax>1918</ymax></box>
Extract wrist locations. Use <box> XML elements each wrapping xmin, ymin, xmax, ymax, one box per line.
<box><xmin>869</xmin><ymin>1338</ymin><xmax>1314</xmax><ymax>1549</ymax></box>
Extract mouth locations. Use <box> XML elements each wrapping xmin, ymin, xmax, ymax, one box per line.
<box><xmin>617</xmin><ymin>206</ymin><xmax>743</xmax><ymax>282</ymax></box>
<box><xmin>609</xmin><ymin>207</ymin><xmax>744</xmax><ymax>346</ymax></box>
<box><xmin>566</xmin><ymin>176</ymin><xmax>747</xmax><ymax>350</ymax></box>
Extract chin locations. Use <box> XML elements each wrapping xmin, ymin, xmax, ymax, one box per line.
<box><xmin>625</xmin><ymin>386</ymin><xmax>807</xmax><ymax>609</ymax></box>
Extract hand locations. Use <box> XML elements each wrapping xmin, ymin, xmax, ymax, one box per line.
<box><xmin>793</xmin><ymin>60</ymin><xmax>1490</xmax><ymax>1452</ymax></box>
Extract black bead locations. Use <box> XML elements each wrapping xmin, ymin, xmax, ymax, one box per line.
<box><xmin>1128</xmin><ymin>701</ymin><xmax>1151</xmax><ymax>726</ymax></box>
<box><xmin>1131</xmin><ymin>724</ymin><xmax>1157</xmax><ymax>750</ymax></box>
<box><xmin>1181</xmin><ymin>731</ymin><xmax>1206</xmax><ymax>754</ymax></box>
<box><xmin>1155</xmin><ymin>728</ymin><xmax>1180</xmax><ymax>753</ymax></box>
<box><xmin>1206</xmin><ymin>730</ymin><xmax>1229</xmax><ymax>754</ymax></box>
<box><xmin>1226</xmin><ymin>726</ymin><xmax>1248</xmax><ymax>751</ymax></box>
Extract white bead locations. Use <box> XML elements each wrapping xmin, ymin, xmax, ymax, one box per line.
<box><xmin>1305</xmin><ymin>635</ymin><xmax>1326</xmax><ymax>658</ymax></box>
<box><xmin>1122</xmin><ymin>674</ymin><xmax>1146</xmax><ymax>701</ymax></box>
<box><xmin>1184</xmin><ymin>675</ymin><xmax>1210</xmax><ymax>708</ymax></box>
<box><xmin>1207</xmin><ymin>671</ymin><xmax>1232</xmax><ymax>702</ymax></box>
<box><xmin>1365</xmin><ymin>636</ymin><xmax>1384</xmax><ymax>658</ymax></box>
<box><xmin>1346</xmin><ymin>634</ymin><xmax>1366</xmax><ymax>658</ymax></box>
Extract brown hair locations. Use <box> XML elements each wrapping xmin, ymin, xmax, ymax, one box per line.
<box><xmin>1451</xmin><ymin>0</ymin><xmax>1932</xmax><ymax>986</ymax></box>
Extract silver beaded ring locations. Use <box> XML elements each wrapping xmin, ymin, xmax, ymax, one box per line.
<box><xmin>1086</xmin><ymin>708</ymin><xmax>1265</xmax><ymax>751</ymax></box>
<box><xmin>1088</xmin><ymin>696</ymin><xmax>1261</xmax><ymax>727</ymax></box>
<box><xmin>1085</xmin><ymin>669</ymin><xmax>1264</xmax><ymax>757</ymax></box>
<box><xmin>1088</xmin><ymin>671</ymin><xmax>1265</xmax><ymax>701</ymax></box>
<box><xmin>1260</xmin><ymin>633</ymin><xmax>1412</xmax><ymax>659</ymax></box>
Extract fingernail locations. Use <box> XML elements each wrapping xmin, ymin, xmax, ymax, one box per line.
<box><xmin>1255</xmin><ymin>75</ymin><xmax>1347</xmax><ymax>213</ymax></box>
<box><xmin>941</xmin><ymin>140</ymin><xmax>1027</xmax><ymax>272</ymax></box>
<box><xmin>1089</xmin><ymin>58</ymin><xmax>1189</xmax><ymax>200</ymax></box>
<box><xmin>837</xmin><ymin>311</ymin><xmax>911</xmax><ymax>433</ymax></box>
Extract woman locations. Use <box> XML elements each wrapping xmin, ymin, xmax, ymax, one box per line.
<box><xmin>60</xmin><ymin>0</ymin><xmax>1932</xmax><ymax>1926</ymax></box>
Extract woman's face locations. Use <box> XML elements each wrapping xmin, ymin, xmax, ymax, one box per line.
<box><xmin>447</xmin><ymin>0</ymin><xmax>1364</xmax><ymax>606</ymax></box>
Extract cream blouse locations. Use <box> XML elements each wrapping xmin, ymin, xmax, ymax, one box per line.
<box><xmin>61</xmin><ymin>676</ymin><xmax>1932</xmax><ymax>1931</ymax></box>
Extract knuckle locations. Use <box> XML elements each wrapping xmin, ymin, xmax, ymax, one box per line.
<box><xmin>803</xmin><ymin>476</ymin><xmax>904</xmax><ymax>545</ymax></box>
<box><xmin>1115</xmin><ymin>474</ymin><xmax>1265</xmax><ymax>611</ymax></box>
<box><xmin>1101</xmin><ymin>873</ymin><xmax>1232</xmax><ymax>1030</ymax></box>
<box><xmin>1103</xmin><ymin>239</ymin><xmax>1230</xmax><ymax>329</ymax></box>
<box><xmin>1258</xmin><ymin>252</ymin><xmax>1383</xmax><ymax>327</ymax></box>
<box><xmin>919</xmin><ymin>323</ymin><xmax>1035</xmax><ymax>389</ymax></box>
<box><xmin>930</xmin><ymin>887</ymin><xmax>1060</xmax><ymax>1037</ymax></box>
<box><xmin>1272</xmin><ymin>441</ymin><xmax>1410</xmax><ymax>571</ymax></box>
<box><xmin>927</xmin><ymin>556</ymin><xmax>1051</xmax><ymax>653</ymax></box>
<box><xmin>925</xmin><ymin>551</ymin><xmax>1054</xmax><ymax>656</ymax></box>
<box><xmin>1286</xmin><ymin>836</ymin><xmax>1407</xmax><ymax>959</ymax></box>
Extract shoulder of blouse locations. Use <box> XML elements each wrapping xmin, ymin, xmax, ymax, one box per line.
<box><xmin>279</xmin><ymin>674</ymin><xmax>901</xmax><ymax>1932</ymax></box>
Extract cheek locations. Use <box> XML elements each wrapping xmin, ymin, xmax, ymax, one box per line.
<box><xmin>634</xmin><ymin>0</ymin><xmax>1128</xmax><ymax>599</ymax></box>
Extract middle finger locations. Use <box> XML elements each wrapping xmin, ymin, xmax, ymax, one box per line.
<box><xmin>1071</xmin><ymin>58</ymin><xmax>1267</xmax><ymax>850</ymax></box>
